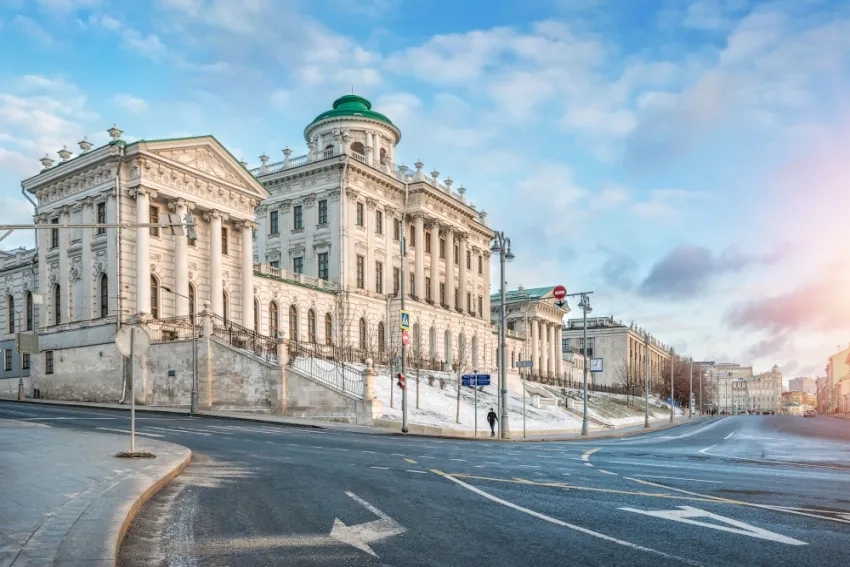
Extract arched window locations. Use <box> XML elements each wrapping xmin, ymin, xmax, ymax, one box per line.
<box><xmin>289</xmin><ymin>305</ymin><xmax>298</xmax><ymax>341</ymax></box>
<box><xmin>429</xmin><ymin>326</ymin><xmax>436</xmax><ymax>359</ymax></box>
<box><xmin>379</xmin><ymin>147</ymin><xmax>387</xmax><ymax>161</ymax></box>
<box><xmin>458</xmin><ymin>333</ymin><xmax>466</xmax><ymax>365</ymax></box>
<box><xmin>359</xmin><ymin>318</ymin><xmax>367</xmax><ymax>350</ymax></box>
<box><xmin>269</xmin><ymin>302</ymin><xmax>279</xmax><ymax>337</ymax></box>
<box><xmin>188</xmin><ymin>283</ymin><xmax>196</xmax><ymax>317</ymax></box>
<box><xmin>25</xmin><ymin>292</ymin><xmax>33</xmax><ymax>331</ymax></box>
<box><xmin>150</xmin><ymin>276</ymin><xmax>159</xmax><ymax>319</ymax></box>
<box><xmin>99</xmin><ymin>275</ymin><xmax>108</xmax><ymax>318</ymax></box>
<box><xmin>325</xmin><ymin>144</ymin><xmax>334</xmax><ymax>150</ymax></box>
<box><xmin>6</xmin><ymin>295</ymin><xmax>14</xmax><ymax>333</ymax></box>
<box><xmin>412</xmin><ymin>323</ymin><xmax>421</xmax><ymax>356</ymax></box>
<box><xmin>53</xmin><ymin>285</ymin><xmax>61</xmax><ymax>325</ymax></box>
<box><xmin>254</xmin><ymin>299</ymin><xmax>259</xmax><ymax>333</ymax></box>
<box><xmin>222</xmin><ymin>292</ymin><xmax>229</xmax><ymax>322</ymax></box>
<box><xmin>325</xmin><ymin>313</ymin><xmax>333</xmax><ymax>345</ymax></box>
<box><xmin>378</xmin><ymin>322</ymin><xmax>385</xmax><ymax>352</ymax></box>
<box><xmin>350</xmin><ymin>141</ymin><xmax>365</xmax><ymax>155</ymax></box>
<box><xmin>444</xmin><ymin>330</ymin><xmax>452</xmax><ymax>364</ymax></box>
<box><xmin>308</xmin><ymin>309</ymin><xmax>317</xmax><ymax>343</ymax></box>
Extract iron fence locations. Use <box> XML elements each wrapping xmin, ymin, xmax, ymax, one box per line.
<box><xmin>521</xmin><ymin>372</ymin><xmax>632</xmax><ymax>395</ymax></box>
<box><xmin>288</xmin><ymin>342</ymin><xmax>364</xmax><ymax>398</ymax></box>
<box><xmin>209</xmin><ymin>314</ymin><xmax>279</xmax><ymax>365</ymax></box>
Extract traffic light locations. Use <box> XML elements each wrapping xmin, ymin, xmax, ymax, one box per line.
<box><xmin>397</xmin><ymin>373</ymin><xmax>405</xmax><ymax>389</ymax></box>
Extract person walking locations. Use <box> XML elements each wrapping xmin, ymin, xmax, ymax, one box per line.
<box><xmin>487</xmin><ymin>407</ymin><xmax>498</xmax><ymax>437</ymax></box>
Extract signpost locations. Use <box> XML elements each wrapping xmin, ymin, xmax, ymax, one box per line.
<box><xmin>553</xmin><ymin>285</ymin><xmax>567</xmax><ymax>308</ymax></box>
<box><xmin>114</xmin><ymin>325</ymin><xmax>151</xmax><ymax>456</ymax></box>
<box><xmin>399</xmin><ymin>310</ymin><xmax>410</xmax><ymax>331</ymax></box>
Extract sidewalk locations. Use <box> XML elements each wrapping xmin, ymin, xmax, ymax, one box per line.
<box><xmin>0</xmin><ymin>418</ymin><xmax>190</xmax><ymax>567</ymax></box>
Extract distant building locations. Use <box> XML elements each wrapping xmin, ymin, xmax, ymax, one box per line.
<box><xmin>782</xmin><ymin>391</ymin><xmax>817</xmax><ymax>414</ymax></box>
<box><xmin>560</xmin><ymin>316</ymin><xmax>671</xmax><ymax>388</ymax></box>
<box><xmin>715</xmin><ymin>364</ymin><xmax>783</xmax><ymax>414</ymax></box>
<box><xmin>788</xmin><ymin>377</ymin><xmax>817</xmax><ymax>395</ymax></box>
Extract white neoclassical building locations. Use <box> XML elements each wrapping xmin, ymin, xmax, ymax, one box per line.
<box><xmin>0</xmin><ymin>95</ymin><xmax>511</xmax><ymax>411</ymax></box>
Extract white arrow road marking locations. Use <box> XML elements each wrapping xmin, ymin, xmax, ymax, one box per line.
<box><xmin>330</xmin><ymin>491</ymin><xmax>406</xmax><ymax>558</ymax></box>
<box><xmin>620</xmin><ymin>506</ymin><xmax>807</xmax><ymax>546</ymax></box>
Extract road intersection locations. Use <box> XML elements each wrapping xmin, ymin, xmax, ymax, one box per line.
<box><xmin>1</xmin><ymin>401</ymin><xmax>847</xmax><ymax>566</ymax></box>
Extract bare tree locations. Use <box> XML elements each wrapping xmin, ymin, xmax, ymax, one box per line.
<box><xmin>614</xmin><ymin>361</ymin><xmax>642</xmax><ymax>405</ymax></box>
<box><xmin>455</xmin><ymin>332</ymin><xmax>470</xmax><ymax>424</ymax></box>
<box><xmin>411</xmin><ymin>323</ymin><xmax>424</xmax><ymax>409</ymax></box>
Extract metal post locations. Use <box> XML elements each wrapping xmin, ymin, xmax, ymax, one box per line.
<box><xmin>474</xmin><ymin>369</ymin><xmax>478</xmax><ymax>438</ymax></box>
<box><xmin>670</xmin><ymin>348</ymin><xmax>675</xmax><ymax>423</ymax></box>
<box><xmin>16</xmin><ymin>309</ymin><xmax>24</xmax><ymax>401</ymax></box>
<box><xmin>699</xmin><ymin>369</ymin><xmax>704</xmax><ymax>416</ymax></box>
<box><xmin>499</xmin><ymin>246</ymin><xmax>509</xmax><ymax>438</ymax></box>
<box><xmin>644</xmin><ymin>332</ymin><xmax>650</xmax><ymax>428</ymax></box>
<box><xmin>522</xmin><ymin>370</ymin><xmax>526</xmax><ymax>439</ymax></box>
<box><xmin>400</xmin><ymin>194</ymin><xmax>408</xmax><ymax>434</ymax></box>
<box><xmin>129</xmin><ymin>326</ymin><xmax>136</xmax><ymax>454</ymax></box>
<box><xmin>689</xmin><ymin>359</ymin><xmax>693</xmax><ymax>419</ymax></box>
<box><xmin>191</xmin><ymin>300</ymin><xmax>198</xmax><ymax>415</ymax></box>
<box><xmin>581</xmin><ymin>295</ymin><xmax>589</xmax><ymax>436</ymax></box>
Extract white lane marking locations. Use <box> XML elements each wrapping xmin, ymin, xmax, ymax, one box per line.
<box><xmin>517</xmin><ymin>465</ymin><xmax>539</xmax><ymax>468</ymax></box>
<box><xmin>370</xmin><ymin>466</ymin><xmax>389</xmax><ymax>470</ymax></box>
<box><xmin>362</xmin><ymin>450</ymin><xmax>376</xmax><ymax>454</ymax></box>
<box><xmin>581</xmin><ymin>448</ymin><xmax>599</xmax><ymax>462</ymax></box>
<box><xmin>0</xmin><ymin>408</ymin><xmax>33</xmax><ymax>415</ymax></box>
<box><xmin>562</xmin><ymin>472</ymin><xmax>572</xmax><ymax>476</ymax></box>
<box><xmin>699</xmin><ymin>447</ymin><xmax>846</xmax><ymax>470</ymax></box>
<box><xmin>450</xmin><ymin>458</ymin><xmax>466</xmax><ymax>462</ymax></box>
<box><xmin>724</xmin><ymin>431</ymin><xmax>735</xmax><ymax>440</ymax></box>
<box><xmin>96</xmin><ymin>427</ymin><xmax>163</xmax><ymax>438</ymax></box>
<box><xmin>436</xmin><ymin>471</ymin><xmax>703</xmax><ymax>565</ymax></box>
<box><xmin>419</xmin><ymin>456</ymin><xmax>435</xmax><ymax>459</ymax></box>
<box><xmin>146</xmin><ymin>426</ymin><xmax>211</xmax><ymax>436</ymax></box>
<box><xmin>330</xmin><ymin>491</ymin><xmax>406</xmax><ymax>558</ymax></box>
<box><xmin>598</xmin><ymin>470</ymin><xmax>618</xmax><ymax>476</ymax></box>
<box><xmin>19</xmin><ymin>416</ymin><xmax>117</xmax><ymax>420</ymax></box>
<box><xmin>407</xmin><ymin>470</ymin><xmax>429</xmax><ymax>474</ymax></box>
<box><xmin>584</xmin><ymin>462</ymin><xmax>593</xmax><ymax>467</ymax></box>
<box><xmin>620</xmin><ymin>506</ymin><xmax>806</xmax><ymax>546</ymax></box>
<box><xmin>698</xmin><ymin>444</ymin><xmax>717</xmax><ymax>454</ymax></box>
<box><xmin>633</xmin><ymin>475</ymin><xmax>720</xmax><ymax>484</ymax></box>
<box><xmin>391</xmin><ymin>453</ymin><xmax>404</xmax><ymax>456</ymax></box>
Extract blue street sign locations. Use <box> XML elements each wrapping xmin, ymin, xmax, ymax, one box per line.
<box><xmin>462</xmin><ymin>374</ymin><xmax>491</xmax><ymax>387</ymax></box>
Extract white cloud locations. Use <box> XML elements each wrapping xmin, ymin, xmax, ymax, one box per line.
<box><xmin>631</xmin><ymin>189</ymin><xmax>710</xmax><ymax>220</ymax></box>
<box><xmin>684</xmin><ymin>0</ymin><xmax>748</xmax><ymax>30</ymax></box>
<box><xmin>90</xmin><ymin>15</ymin><xmax>167</xmax><ymax>59</ymax></box>
<box><xmin>373</xmin><ymin>92</ymin><xmax>422</xmax><ymax>129</ymax></box>
<box><xmin>113</xmin><ymin>94</ymin><xmax>148</xmax><ymax>113</ymax></box>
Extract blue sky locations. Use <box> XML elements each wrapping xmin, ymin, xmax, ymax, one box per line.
<box><xmin>2</xmin><ymin>0</ymin><xmax>850</xmax><ymax>380</ymax></box>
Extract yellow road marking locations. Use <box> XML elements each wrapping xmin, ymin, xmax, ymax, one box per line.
<box><xmin>404</xmin><ymin>458</ymin><xmax>417</xmax><ymax>464</ymax></box>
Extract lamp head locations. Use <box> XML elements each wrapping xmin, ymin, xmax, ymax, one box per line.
<box><xmin>490</xmin><ymin>240</ymin><xmax>501</xmax><ymax>254</ymax></box>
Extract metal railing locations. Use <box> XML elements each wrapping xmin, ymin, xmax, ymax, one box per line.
<box><xmin>209</xmin><ymin>314</ymin><xmax>279</xmax><ymax>365</ymax></box>
<box><xmin>288</xmin><ymin>342</ymin><xmax>364</xmax><ymax>398</ymax></box>
<box><xmin>253</xmin><ymin>262</ymin><xmax>341</xmax><ymax>291</ymax></box>
<box><xmin>146</xmin><ymin>315</ymin><xmax>201</xmax><ymax>343</ymax></box>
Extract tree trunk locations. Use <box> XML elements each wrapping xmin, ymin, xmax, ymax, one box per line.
<box><xmin>456</xmin><ymin>369</ymin><xmax>461</xmax><ymax>424</ymax></box>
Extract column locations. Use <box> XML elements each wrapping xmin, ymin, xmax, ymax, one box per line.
<box><xmin>106</xmin><ymin>193</ymin><xmax>118</xmax><ymax>320</ymax></box>
<box><xmin>58</xmin><ymin>205</ymin><xmax>71</xmax><ymax>322</ymax></box>
<box><xmin>242</xmin><ymin>221</ymin><xmax>254</xmax><ymax>329</ymax></box>
<box><xmin>36</xmin><ymin>215</ymin><xmax>49</xmax><ymax>330</ymax></box>
<box><xmin>174</xmin><ymin>199</ymin><xmax>189</xmax><ymax>316</ymax></box>
<box><xmin>555</xmin><ymin>323</ymin><xmax>562</xmax><ymax>378</ymax></box>
<box><xmin>549</xmin><ymin>323</ymin><xmax>556</xmax><ymax>378</ymax></box>
<box><xmin>374</xmin><ymin>134</ymin><xmax>382</xmax><ymax>167</ymax></box>
<box><xmin>256</xmin><ymin>205</ymin><xmax>267</xmax><ymax>264</ymax></box>
<box><xmin>81</xmin><ymin>198</ymin><xmax>94</xmax><ymax>319</ymax></box>
<box><xmin>414</xmin><ymin>214</ymin><xmax>424</xmax><ymax>299</ymax></box>
<box><xmin>483</xmin><ymin>250</ymin><xmax>492</xmax><ymax>319</ymax></box>
<box><xmin>366</xmin><ymin>199</ymin><xmax>375</xmax><ymax>292</ymax></box>
<box><xmin>209</xmin><ymin>210</ymin><xmax>223</xmax><ymax>316</ymax></box>
<box><xmin>134</xmin><ymin>189</ymin><xmax>151</xmax><ymax>316</ymax></box>
<box><xmin>429</xmin><ymin>221</ymin><xmax>439</xmax><ymax>303</ymax></box>
<box><xmin>446</xmin><ymin>227</ymin><xmax>456</xmax><ymax>309</ymax></box>
<box><xmin>458</xmin><ymin>233</ymin><xmax>468</xmax><ymax>312</ymax></box>
<box><xmin>530</xmin><ymin>318</ymin><xmax>539</xmax><ymax>376</ymax></box>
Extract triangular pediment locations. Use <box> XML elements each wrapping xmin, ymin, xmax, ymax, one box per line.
<box><xmin>140</xmin><ymin>136</ymin><xmax>269</xmax><ymax>201</ymax></box>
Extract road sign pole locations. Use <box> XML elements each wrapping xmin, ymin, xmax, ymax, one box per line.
<box><xmin>129</xmin><ymin>326</ymin><xmax>135</xmax><ymax>454</ymax></box>
<box><xmin>523</xmin><ymin>370</ymin><xmax>526</xmax><ymax>439</ymax></box>
<box><xmin>474</xmin><ymin>370</ymin><xmax>478</xmax><ymax>438</ymax></box>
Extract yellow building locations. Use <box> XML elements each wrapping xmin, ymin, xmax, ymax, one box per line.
<box><xmin>825</xmin><ymin>344</ymin><xmax>850</xmax><ymax>413</ymax></box>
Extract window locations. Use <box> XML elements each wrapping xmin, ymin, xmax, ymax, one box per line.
<box><xmin>426</xmin><ymin>277</ymin><xmax>432</xmax><ymax>301</ymax></box>
<box><xmin>7</xmin><ymin>296</ymin><xmax>14</xmax><ymax>333</ymax></box>
<box><xmin>356</xmin><ymin>202</ymin><xmax>364</xmax><ymax>227</ymax></box>
<box><xmin>53</xmin><ymin>285</ymin><xmax>61</xmax><ymax>324</ymax></box>
<box><xmin>270</xmin><ymin>260</ymin><xmax>280</xmax><ymax>269</ymax></box>
<box><xmin>378</xmin><ymin>322</ymin><xmax>385</xmax><ymax>352</ymax></box>
<box><xmin>221</xmin><ymin>227</ymin><xmax>228</xmax><ymax>255</ymax></box>
<box><xmin>270</xmin><ymin>210</ymin><xmax>279</xmax><ymax>235</ymax></box>
<box><xmin>359</xmin><ymin>318</ymin><xmax>367</xmax><ymax>350</ymax></box>
<box><xmin>350</xmin><ymin>141</ymin><xmax>365</xmax><ymax>155</ymax></box>
<box><xmin>22</xmin><ymin>353</ymin><xmax>29</xmax><ymax>370</ymax></box>
<box><xmin>375</xmin><ymin>261</ymin><xmax>383</xmax><ymax>294</ymax></box>
<box><xmin>222</xmin><ymin>292</ymin><xmax>229</xmax><ymax>322</ymax></box>
<box><xmin>409</xmin><ymin>272</ymin><xmax>415</xmax><ymax>297</ymax></box>
<box><xmin>325</xmin><ymin>313</ymin><xmax>333</xmax><ymax>345</ymax></box>
<box><xmin>455</xmin><ymin>287</ymin><xmax>459</xmax><ymax>309</ymax></box>
<box><xmin>478</xmin><ymin>255</ymin><xmax>483</xmax><ymax>275</ymax></box>
<box><xmin>289</xmin><ymin>305</ymin><xmax>298</xmax><ymax>341</ymax></box>
<box><xmin>467</xmin><ymin>291</ymin><xmax>472</xmax><ymax>312</ymax></box>
<box><xmin>318</xmin><ymin>252</ymin><xmax>329</xmax><ymax>280</ymax></box>
<box><xmin>318</xmin><ymin>200</ymin><xmax>328</xmax><ymax>225</ymax></box>
<box><xmin>99</xmin><ymin>275</ymin><xmax>108</xmax><ymax>318</ymax></box>
<box><xmin>440</xmin><ymin>282</ymin><xmax>445</xmax><ymax>305</ymax></box>
<box><xmin>150</xmin><ymin>206</ymin><xmax>160</xmax><ymax>236</ymax></box>
<box><xmin>45</xmin><ymin>351</ymin><xmax>54</xmax><ymax>374</ymax></box>
<box><xmin>375</xmin><ymin>210</ymin><xmax>383</xmax><ymax>234</ymax></box>
<box><xmin>25</xmin><ymin>292</ymin><xmax>33</xmax><ymax>331</ymax></box>
<box><xmin>308</xmin><ymin>309</ymin><xmax>317</xmax><ymax>343</ymax></box>
<box><xmin>96</xmin><ymin>203</ymin><xmax>106</xmax><ymax>235</ymax></box>
<box><xmin>439</xmin><ymin>238</ymin><xmax>445</xmax><ymax>259</ymax></box>
<box><xmin>150</xmin><ymin>276</ymin><xmax>159</xmax><ymax>319</ymax></box>
<box><xmin>478</xmin><ymin>296</ymin><xmax>483</xmax><ymax>317</ymax></box>
<box><xmin>51</xmin><ymin>218</ymin><xmax>59</xmax><ymax>249</ymax></box>
<box><xmin>393</xmin><ymin>219</ymin><xmax>401</xmax><ymax>241</ymax></box>
<box><xmin>409</xmin><ymin>225</ymin><xmax>415</xmax><ymax>248</ymax></box>
<box><xmin>188</xmin><ymin>284</ymin><xmax>196</xmax><ymax>317</ymax></box>
<box><xmin>356</xmin><ymin>255</ymin><xmax>365</xmax><ymax>288</ymax></box>
<box><xmin>454</xmin><ymin>244</ymin><xmax>459</xmax><ymax>264</ymax></box>
<box><xmin>466</xmin><ymin>250</ymin><xmax>471</xmax><ymax>269</ymax></box>
<box><xmin>4</xmin><ymin>349</ymin><xmax>11</xmax><ymax>371</ymax></box>
<box><xmin>293</xmin><ymin>256</ymin><xmax>304</xmax><ymax>274</ymax></box>
<box><xmin>425</xmin><ymin>232</ymin><xmax>431</xmax><ymax>253</ymax></box>
<box><xmin>270</xmin><ymin>302</ymin><xmax>279</xmax><ymax>337</ymax></box>
<box><xmin>293</xmin><ymin>205</ymin><xmax>303</xmax><ymax>230</ymax></box>
<box><xmin>393</xmin><ymin>267</ymin><xmax>400</xmax><ymax>296</ymax></box>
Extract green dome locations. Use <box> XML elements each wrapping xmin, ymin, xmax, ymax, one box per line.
<box><xmin>309</xmin><ymin>95</ymin><xmax>394</xmax><ymax>126</ymax></box>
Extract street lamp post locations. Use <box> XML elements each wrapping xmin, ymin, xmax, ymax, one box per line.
<box><xmin>644</xmin><ymin>331</ymin><xmax>650</xmax><ymax>428</ymax></box>
<box><xmin>565</xmin><ymin>291</ymin><xmax>593</xmax><ymax>436</ymax></box>
<box><xmin>689</xmin><ymin>359</ymin><xmax>693</xmax><ymax>419</ymax></box>
<box><xmin>490</xmin><ymin>232</ymin><xmax>514</xmax><ymax>439</ymax></box>
<box><xmin>400</xmin><ymin>171</ymin><xmax>410</xmax><ymax>434</ymax></box>
<box><xmin>669</xmin><ymin>347</ymin><xmax>675</xmax><ymax>423</ymax></box>
<box><xmin>163</xmin><ymin>287</ymin><xmax>198</xmax><ymax>415</ymax></box>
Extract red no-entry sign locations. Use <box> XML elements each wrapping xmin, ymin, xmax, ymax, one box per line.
<box><xmin>553</xmin><ymin>285</ymin><xmax>567</xmax><ymax>301</ymax></box>
<box><xmin>402</xmin><ymin>330</ymin><xmax>410</xmax><ymax>346</ymax></box>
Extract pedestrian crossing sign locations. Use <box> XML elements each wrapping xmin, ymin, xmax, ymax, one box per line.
<box><xmin>400</xmin><ymin>310</ymin><xmax>411</xmax><ymax>330</ymax></box>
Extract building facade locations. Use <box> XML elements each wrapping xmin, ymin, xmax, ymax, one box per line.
<box><xmin>787</xmin><ymin>377</ymin><xmax>817</xmax><ymax>395</ymax></box>
<box><xmin>715</xmin><ymin>364</ymin><xmax>783</xmax><ymax>414</ymax></box>
<box><xmin>0</xmin><ymin>95</ymin><xmax>502</xmax><ymax>404</ymax></box>
<box><xmin>825</xmin><ymin>344</ymin><xmax>850</xmax><ymax>414</ymax></box>
<box><xmin>560</xmin><ymin>317</ymin><xmax>672</xmax><ymax>387</ymax></box>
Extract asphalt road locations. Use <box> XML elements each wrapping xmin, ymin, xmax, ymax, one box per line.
<box><xmin>1</xmin><ymin>401</ymin><xmax>849</xmax><ymax>567</ymax></box>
